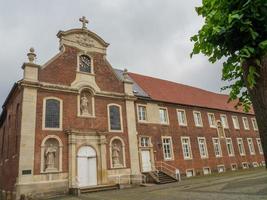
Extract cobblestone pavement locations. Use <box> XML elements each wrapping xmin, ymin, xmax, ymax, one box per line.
<box><xmin>51</xmin><ymin>168</ymin><xmax>267</xmax><ymax>200</ymax></box>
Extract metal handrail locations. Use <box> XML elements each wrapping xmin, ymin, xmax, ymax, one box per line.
<box><xmin>155</xmin><ymin>161</ymin><xmax>181</xmax><ymax>181</ymax></box>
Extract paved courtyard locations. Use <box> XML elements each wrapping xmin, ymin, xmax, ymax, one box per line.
<box><xmin>52</xmin><ymin>168</ymin><xmax>267</xmax><ymax>200</ymax></box>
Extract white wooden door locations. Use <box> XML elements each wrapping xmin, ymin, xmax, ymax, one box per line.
<box><xmin>141</xmin><ymin>150</ymin><xmax>152</xmax><ymax>172</ymax></box>
<box><xmin>77</xmin><ymin>146</ymin><xmax>97</xmax><ymax>187</ymax></box>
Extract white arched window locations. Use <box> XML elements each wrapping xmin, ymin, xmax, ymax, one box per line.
<box><xmin>42</xmin><ymin>97</ymin><xmax>63</xmax><ymax>131</ymax></box>
<box><xmin>40</xmin><ymin>135</ymin><xmax>63</xmax><ymax>173</ymax></box>
<box><xmin>108</xmin><ymin>104</ymin><xmax>123</xmax><ymax>132</ymax></box>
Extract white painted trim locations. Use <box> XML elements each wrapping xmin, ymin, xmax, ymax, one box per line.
<box><xmin>109</xmin><ymin>136</ymin><xmax>126</xmax><ymax>169</ymax></box>
<box><xmin>181</xmin><ymin>136</ymin><xmax>193</xmax><ymax>160</ymax></box>
<box><xmin>186</xmin><ymin>169</ymin><xmax>195</xmax><ymax>177</ymax></box>
<box><xmin>217</xmin><ymin>165</ymin><xmax>225</xmax><ymax>173</ymax></box>
<box><xmin>207</xmin><ymin>112</ymin><xmax>216</xmax><ymax>128</ymax></box>
<box><xmin>193</xmin><ymin>111</ymin><xmax>203</xmax><ymax>127</ymax></box>
<box><xmin>176</xmin><ymin>109</ymin><xmax>187</xmax><ymax>126</ymax></box>
<box><xmin>161</xmin><ymin>136</ymin><xmax>174</xmax><ymax>161</ymax></box>
<box><xmin>247</xmin><ymin>138</ymin><xmax>255</xmax><ymax>155</ymax></box>
<box><xmin>203</xmin><ymin>167</ymin><xmax>211</xmax><ymax>175</ymax></box>
<box><xmin>42</xmin><ymin>97</ymin><xmax>63</xmax><ymax>131</ymax></box>
<box><xmin>220</xmin><ymin>114</ymin><xmax>229</xmax><ymax>129</ymax></box>
<box><xmin>232</xmin><ymin>116</ymin><xmax>240</xmax><ymax>130</ymax></box>
<box><xmin>40</xmin><ymin>135</ymin><xmax>63</xmax><ymax>173</ymax></box>
<box><xmin>159</xmin><ymin>107</ymin><xmax>169</xmax><ymax>125</ymax></box>
<box><xmin>242</xmin><ymin>162</ymin><xmax>249</xmax><ymax>169</ymax></box>
<box><xmin>107</xmin><ymin>103</ymin><xmax>123</xmax><ymax>133</ymax></box>
<box><xmin>242</xmin><ymin>117</ymin><xmax>250</xmax><ymax>130</ymax></box>
<box><xmin>231</xmin><ymin>163</ymin><xmax>238</xmax><ymax>171</ymax></box>
<box><xmin>225</xmin><ymin>138</ymin><xmax>235</xmax><ymax>157</ymax></box>
<box><xmin>251</xmin><ymin>118</ymin><xmax>258</xmax><ymax>131</ymax></box>
<box><xmin>256</xmin><ymin>138</ymin><xmax>263</xmax><ymax>154</ymax></box>
<box><xmin>197</xmin><ymin>137</ymin><xmax>209</xmax><ymax>159</ymax></box>
<box><xmin>237</xmin><ymin>138</ymin><xmax>246</xmax><ymax>156</ymax></box>
<box><xmin>212</xmin><ymin>137</ymin><xmax>222</xmax><ymax>158</ymax></box>
<box><xmin>136</xmin><ymin>104</ymin><xmax>148</xmax><ymax>123</ymax></box>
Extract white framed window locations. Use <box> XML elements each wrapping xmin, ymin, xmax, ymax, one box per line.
<box><xmin>203</xmin><ymin>167</ymin><xmax>211</xmax><ymax>175</ymax></box>
<box><xmin>140</xmin><ymin>137</ymin><xmax>150</xmax><ymax>147</ymax></box>
<box><xmin>251</xmin><ymin>118</ymin><xmax>258</xmax><ymax>131</ymax></box>
<box><xmin>78</xmin><ymin>54</ymin><xmax>93</xmax><ymax>73</ymax></box>
<box><xmin>247</xmin><ymin>138</ymin><xmax>255</xmax><ymax>155</ymax></box>
<box><xmin>42</xmin><ymin>97</ymin><xmax>63</xmax><ymax>131</ymax></box>
<box><xmin>262</xmin><ymin>161</ymin><xmax>266</xmax><ymax>167</ymax></box>
<box><xmin>231</xmin><ymin>163</ymin><xmax>238</xmax><ymax>171</ymax></box>
<box><xmin>186</xmin><ymin>169</ymin><xmax>194</xmax><ymax>177</ymax></box>
<box><xmin>198</xmin><ymin>137</ymin><xmax>208</xmax><ymax>158</ymax></box>
<box><xmin>159</xmin><ymin>107</ymin><xmax>169</xmax><ymax>124</ymax></box>
<box><xmin>232</xmin><ymin>116</ymin><xmax>240</xmax><ymax>129</ymax></box>
<box><xmin>242</xmin><ymin>162</ymin><xmax>249</xmax><ymax>169</ymax></box>
<box><xmin>212</xmin><ymin>138</ymin><xmax>222</xmax><ymax>157</ymax></box>
<box><xmin>162</xmin><ymin>137</ymin><xmax>173</xmax><ymax>160</ymax></box>
<box><xmin>177</xmin><ymin>109</ymin><xmax>187</xmax><ymax>126</ymax></box>
<box><xmin>137</xmin><ymin>105</ymin><xmax>147</xmax><ymax>122</ymax></box>
<box><xmin>181</xmin><ymin>137</ymin><xmax>193</xmax><ymax>160</ymax></box>
<box><xmin>193</xmin><ymin>111</ymin><xmax>203</xmax><ymax>127</ymax></box>
<box><xmin>220</xmin><ymin>114</ymin><xmax>229</xmax><ymax>128</ymax></box>
<box><xmin>242</xmin><ymin>117</ymin><xmax>250</xmax><ymax>130</ymax></box>
<box><xmin>207</xmin><ymin>113</ymin><xmax>216</xmax><ymax>128</ymax></box>
<box><xmin>237</xmin><ymin>138</ymin><xmax>246</xmax><ymax>156</ymax></box>
<box><xmin>256</xmin><ymin>138</ymin><xmax>263</xmax><ymax>154</ymax></box>
<box><xmin>217</xmin><ymin>165</ymin><xmax>225</xmax><ymax>173</ymax></box>
<box><xmin>108</xmin><ymin>104</ymin><xmax>123</xmax><ymax>132</ymax></box>
<box><xmin>226</xmin><ymin>138</ymin><xmax>235</xmax><ymax>156</ymax></box>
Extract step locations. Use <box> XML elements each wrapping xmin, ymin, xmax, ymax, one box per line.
<box><xmin>80</xmin><ymin>184</ymin><xmax>119</xmax><ymax>193</ymax></box>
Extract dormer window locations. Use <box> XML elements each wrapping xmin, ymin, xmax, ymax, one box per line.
<box><xmin>79</xmin><ymin>55</ymin><xmax>91</xmax><ymax>73</ymax></box>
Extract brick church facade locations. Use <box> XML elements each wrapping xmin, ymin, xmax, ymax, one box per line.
<box><xmin>0</xmin><ymin>18</ymin><xmax>265</xmax><ymax>199</ymax></box>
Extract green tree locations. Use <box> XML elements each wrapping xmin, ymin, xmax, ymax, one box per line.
<box><xmin>191</xmin><ymin>0</ymin><xmax>267</xmax><ymax>165</ymax></box>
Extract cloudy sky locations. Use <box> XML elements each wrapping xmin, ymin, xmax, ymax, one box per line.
<box><xmin>0</xmin><ymin>0</ymin><xmax>226</xmax><ymax>110</ymax></box>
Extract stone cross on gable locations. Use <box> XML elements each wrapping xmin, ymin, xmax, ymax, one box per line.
<box><xmin>79</xmin><ymin>16</ymin><xmax>89</xmax><ymax>29</ymax></box>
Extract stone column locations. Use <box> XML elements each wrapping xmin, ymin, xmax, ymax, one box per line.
<box><xmin>99</xmin><ymin>135</ymin><xmax>108</xmax><ymax>184</ymax></box>
<box><xmin>67</xmin><ymin>132</ymin><xmax>77</xmax><ymax>189</ymax></box>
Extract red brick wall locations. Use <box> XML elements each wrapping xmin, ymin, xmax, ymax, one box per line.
<box><xmin>0</xmin><ymin>88</ymin><xmax>23</xmax><ymax>191</ymax></box>
<box><xmin>135</xmin><ymin>100</ymin><xmax>264</xmax><ymax>175</ymax></box>
<box><xmin>39</xmin><ymin>45</ymin><xmax>124</xmax><ymax>93</ymax></box>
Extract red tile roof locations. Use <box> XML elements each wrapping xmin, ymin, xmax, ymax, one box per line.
<box><xmin>128</xmin><ymin>72</ymin><xmax>254</xmax><ymax>114</ymax></box>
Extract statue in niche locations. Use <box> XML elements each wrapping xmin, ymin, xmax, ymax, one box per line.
<box><xmin>45</xmin><ymin>144</ymin><xmax>57</xmax><ymax>171</ymax></box>
<box><xmin>217</xmin><ymin>121</ymin><xmax>225</xmax><ymax>138</ymax></box>
<box><xmin>112</xmin><ymin>143</ymin><xmax>123</xmax><ymax>168</ymax></box>
<box><xmin>80</xmin><ymin>94</ymin><xmax>89</xmax><ymax>115</ymax></box>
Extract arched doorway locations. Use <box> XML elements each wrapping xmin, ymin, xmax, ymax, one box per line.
<box><xmin>77</xmin><ymin>146</ymin><xmax>97</xmax><ymax>187</ymax></box>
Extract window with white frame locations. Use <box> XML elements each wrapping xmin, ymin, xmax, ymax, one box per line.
<box><xmin>232</xmin><ymin>116</ymin><xmax>240</xmax><ymax>129</ymax></box>
<box><xmin>242</xmin><ymin>117</ymin><xmax>250</xmax><ymax>130</ymax></box>
<box><xmin>203</xmin><ymin>167</ymin><xmax>211</xmax><ymax>175</ymax></box>
<box><xmin>162</xmin><ymin>137</ymin><xmax>173</xmax><ymax>160</ymax></box>
<box><xmin>140</xmin><ymin>137</ymin><xmax>150</xmax><ymax>147</ymax></box>
<box><xmin>208</xmin><ymin>113</ymin><xmax>216</xmax><ymax>128</ymax></box>
<box><xmin>217</xmin><ymin>165</ymin><xmax>225</xmax><ymax>173</ymax></box>
<box><xmin>252</xmin><ymin>162</ymin><xmax>259</xmax><ymax>167</ymax></box>
<box><xmin>137</xmin><ymin>105</ymin><xmax>147</xmax><ymax>121</ymax></box>
<box><xmin>181</xmin><ymin>137</ymin><xmax>192</xmax><ymax>159</ymax></box>
<box><xmin>220</xmin><ymin>114</ymin><xmax>229</xmax><ymax>128</ymax></box>
<box><xmin>177</xmin><ymin>109</ymin><xmax>187</xmax><ymax>126</ymax></box>
<box><xmin>108</xmin><ymin>104</ymin><xmax>123</xmax><ymax>132</ymax></box>
<box><xmin>186</xmin><ymin>169</ymin><xmax>194</xmax><ymax>177</ymax></box>
<box><xmin>251</xmin><ymin>118</ymin><xmax>258</xmax><ymax>131</ymax></box>
<box><xmin>256</xmin><ymin>138</ymin><xmax>263</xmax><ymax>154</ymax></box>
<box><xmin>242</xmin><ymin>162</ymin><xmax>249</xmax><ymax>169</ymax></box>
<box><xmin>79</xmin><ymin>55</ymin><xmax>92</xmax><ymax>73</ymax></box>
<box><xmin>237</xmin><ymin>138</ymin><xmax>246</xmax><ymax>156</ymax></box>
<box><xmin>43</xmin><ymin>98</ymin><xmax>63</xmax><ymax>130</ymax></box>
<box><xmin>198</xmin><ymin>137</ymin><xmax>208</xmax><ymax>158</ymax></box>
<box><xmin>231</xmin><ymin>163</ymin><xmax>238</xmax><ymax>171</ymax></box>
<box><xmin>226</xmin><ymin>138</ymin><xmax>235</xmax><ymax>156</ymax></box>
<box><xmin>193</xmin><ymin>111</ymin><xmax>203</xmax><ymax>127</ymax></box>
<box><xmin>159</xmin><ymin>108</ymin><xmax>168</xmax><ymax>124</ymax></box>
<box><xmin>247</xmin><ymin>138</ymin><xmax>255</xmax><ymax>155</ymax></box>
<box><xmin>212</xmin><ymin>138</ymin><xmax>222</xmax><ymax>157</ymax></box>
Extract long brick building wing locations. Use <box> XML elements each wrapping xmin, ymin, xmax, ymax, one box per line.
<box><xmin>0</xmin><ymin>18</ymin><xmax>265</xmax><ymax>199</ymax></box>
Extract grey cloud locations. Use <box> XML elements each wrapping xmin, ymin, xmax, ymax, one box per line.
<box><xmin>0</xmin><ymin>0</ymin><xmax>228</xmax><ymax>112</ymax></box>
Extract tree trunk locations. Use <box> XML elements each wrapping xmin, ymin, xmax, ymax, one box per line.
<box><xmin>242</xmin><ymin>55</ymin><xmax>267</xmax><ymax>168</ymax></box>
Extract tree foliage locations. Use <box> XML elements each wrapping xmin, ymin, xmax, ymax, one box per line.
<box><xmin>191</xmin><ymin>0</ymin><xmax>267</xmax><ymax>111</ymax></box>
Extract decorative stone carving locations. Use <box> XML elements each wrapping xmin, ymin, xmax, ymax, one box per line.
<box><xmin>75</xmin><ymin>34</ymin><xmax>94</xmax><ymax>48</ymax></box>
<box><xmin>217</xmin><ymin>121</ymin><xmax>225</xmax><ymax>138</ymax></box>
<box><xmin>45</xmin><ymin>144</ymin><xmax>57</xmax><ymax>172</ymax></box>
<box><xmin>111</xmin><ymin>140</ymin><xmax>123</xmax><ymax>168</ymax></box>
<box><xmin>80</xmin><ymin>90</ymin><xmax>93</xmax><ymax>116</ymax></box>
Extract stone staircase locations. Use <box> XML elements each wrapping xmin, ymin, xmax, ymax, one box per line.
<box><xmin>80</xmin><ymin>184</ymin><xmax>120</xmax><ymax>193</ymax></box>
<box><xmin>146</xmin><ymin>171</ymin><xmax>178</xmax><ymax>184</ymax></box>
